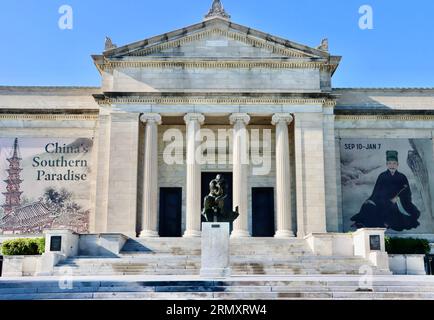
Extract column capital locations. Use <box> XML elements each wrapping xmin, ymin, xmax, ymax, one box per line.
<box><xmin>184</xmin><ymin>113</ymin><xmax>205</xmax><ymax>125</ymax></box>
<box><xmin>140</xmin><ymin>113</ymin><xmax>162</xmax><ymax>125</ymax></box>
<box><xmin>272</xmin><ymin>113</ymin><xmax>293</xmax><ymax>126</ymax></box>
<box><xmin>229</xmin><ymin>113</ymin><xmax>250</xmax><ymax>125</ymax></box>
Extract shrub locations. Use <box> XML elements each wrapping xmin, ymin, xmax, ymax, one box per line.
<box><xmin>385</xmin><ymin>237</ymin><xmax>430</xmax><ymax>255</ymax></box>
<box><xmin>1</xmin><ymin>238</ymin><xmax>45</xmax><ymax>256</ymax></box>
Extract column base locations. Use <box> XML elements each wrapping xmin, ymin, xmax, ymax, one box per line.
<box><xmin>230</xmin><ymin>230</ymin><xmax>251</xmax><ymax>238</ymax></box>
<box><xmin>274</xmin><ymin>230</ymin><xmax>295</xmax><ymax>238</ymax></box>
<box><xmin>139</xmin><ymin>230</ymin><xmax>159</xmax><ymax>238</ymax></box>
<box><xmin>183</xmin><ymin>230</ymin><xmax>202</xmax><ymax>238</ymax></box>
<box><xmin>297</xmin><ymin>231</ymin><xmax>306</xmax><ymax>239</ymax></box>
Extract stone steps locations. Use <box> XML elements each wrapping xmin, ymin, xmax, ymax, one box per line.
<box><xmin>120</xmin><ymin>238</ymin><xmax>310</xmax><ymax>256</ymax></box>
<box><xmin>53</xmin><ymin>258</ymin><xmax>378</xmax><ymax>276</ymax></box>
<box><xmin>1</xmin><ymin>277</ymin><xmax>434</xmax><ymax>300</ymax></box>
<box><xmin>57</xmin><ymin>256</ymin><xmax>370</xmax><ymax>265</ymax></box>
<box><xmin>53</xmin><ymin>270</ymin><xmax>385</xmax><ymax>277</ymax></box>
<box><xmin>53</xmin><ymin>270</ymin><xmax>362</xmax><ymax>276</ymax></box>
<box><xmin>3</xmin><ymin>292</ymin><xmax>434</xmax><ymax>300</ymax></box>
<box><xmin>50</xmin><ymin>238</ymin><xmax>389</xmax><ymax>276</ymax></box>
<box><xmin>2</xmin><ymin>292</ymin><xmax>434</xmax><ymax>300</ymax></box>
<box><xmin>55</xmin><ymin>263</ymin><xmax>361</xmax><ymax>272</ymax></box>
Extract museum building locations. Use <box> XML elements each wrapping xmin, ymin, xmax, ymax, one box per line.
<box><xmin>0</xmin><ymin>0</ymin><xmax>434</xmax><ymax>277</ymax></box>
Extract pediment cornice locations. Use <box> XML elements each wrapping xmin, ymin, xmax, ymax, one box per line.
<box><xmin>98</xmin><ymin>59</ymin><xmax>336</xmax><ymax>72</ymax></box>
<box><xmin>94</xmin><ymin>93</ymin><xmax>336</xmax><ymax>107</ymax></box>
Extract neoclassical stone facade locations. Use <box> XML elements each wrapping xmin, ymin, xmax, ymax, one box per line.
<box><xmin>1</xmin><ymin>2</ymin><xmax>433</xmax><ymax>242</ymax></box>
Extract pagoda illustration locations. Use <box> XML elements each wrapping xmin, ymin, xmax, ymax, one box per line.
<box><xmin>0</xmin><ymin>137</ymin><xmax>54</xmax><ymax>233</ymax></box>
<box><xmin>2</xmin><ymin>138</ymin><xmax>23</xmax><ymax>215</ymax></box>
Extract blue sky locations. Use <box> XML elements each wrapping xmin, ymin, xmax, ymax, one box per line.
<box><xmin>0</xmin><ymin>0</ymin><xmax>433</xmax><ymax>88</ymax></box>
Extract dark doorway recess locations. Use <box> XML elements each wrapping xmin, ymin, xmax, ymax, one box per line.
<box><xmin>252</xmin><ymin>187</ymin><xmax>275</xmax><ymax>237</ymax></box>
<box><xmin>159</xmin><ymin>188</ymin><xmax>182</xmax><ymax>237</ymax></box>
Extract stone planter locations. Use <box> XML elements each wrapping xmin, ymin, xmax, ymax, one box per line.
<box><xmin>2</xmin><ymin>255</ymin><xmax>41</xmax><ymax>277</ymax></box>
<box><xmin>78</xmin><ymin>234</ymin><xmax>128</xmax><ymax>257</ymax></box>
<box><xmin>389</xmin><ymin>254</ymin><xmax>426</xmax><ymax>275</ymax></box>
<box><xmin>2</xmin><ymin>256</ymin><xmax>24</xmax><ymax>277</ymax></box>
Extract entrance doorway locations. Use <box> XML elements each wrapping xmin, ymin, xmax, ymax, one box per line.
<box><xmin>159</xmin><ymin>188</ymin><xmax>182</xmax><ymax>237</ymax></box>
<box><xmin>201</xmin><ymin>172</ymin><xmax>233</xmax><ymax>226</ymax></box>
<box><xmin>252</xmin><ymin>187</ymin><xmax>275</xmax><ymax>237</ymax></box>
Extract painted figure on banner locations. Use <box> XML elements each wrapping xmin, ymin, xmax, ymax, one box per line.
<box><xmin>351</xmin><ymin>151</ymin><xmax>421</xmax><ymax>231</ymax></box>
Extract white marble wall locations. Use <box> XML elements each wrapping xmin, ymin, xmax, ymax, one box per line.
<box><xmin>109</xmin><ymin>67</ymin><xmax>321</xmax><ymax>93</ymax></box>
<box><xmin>94</xmin><ymin>113</ymin><xmax>111</xmax><ymax>233</ymax></box>
<box><xmin>323</xmin><ymin>110</ymin><xmax>340</xmax><ymax>232</ymax></box>
<box><xmin>294</xmin><ymin>112</ymin><xmax>327</xmax><ymax>236</ymax></box>
<box><xmin>105</xmin><ymin>113</ymin><xmax>139</xmax><ymax>237</ymax></box>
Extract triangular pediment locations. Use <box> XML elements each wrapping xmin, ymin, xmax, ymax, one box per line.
<box><xmin>102</xmin><ymin>18</ymin><xmax>330</xmax><ymax>61</ymax></box>
<box><xmin>129</xmin><ymin>29</ymin><xmax>301</xmax><ymax>59</ymax></box>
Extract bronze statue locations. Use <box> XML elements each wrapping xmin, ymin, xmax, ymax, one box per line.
<box><xmin>202</xmin><ymin>174</ymin><xmax>239</xmax><ymax>223</ymax></box>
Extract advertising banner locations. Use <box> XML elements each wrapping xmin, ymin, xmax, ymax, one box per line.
<box><xmin>340</xmin><ymin>138</ymin><xmax>434</xmax><ymax>234</ymax></box>
<box><xmin>0</xmin><ymin>137</ymin><xmax>93</xmax><ymax>234</ymax></box>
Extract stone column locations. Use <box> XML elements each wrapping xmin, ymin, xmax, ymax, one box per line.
<box><xmin>272</xmin><ymin>113</ymin><xmax>295</xmax><ymax>238</ymax></box>
<box><xmin>230</xmin><ymin>113</ymin><xmax>251</xmax><ymax>238</ymax></box>
<box><xmin>139</xmin><ymin>113</ymin><xmax>162</xmax><ymax>238</ymax></box>
<box><xmin>294</xmin><ymin>113</ymin><xmax>327</xmax><ymax>237</ymax></box>
<box><xmin>183</xmin><ymin>113</ymin><xmax>205</xmax><ymax>238</ymax></box>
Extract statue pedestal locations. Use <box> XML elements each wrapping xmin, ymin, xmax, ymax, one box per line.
<box><xmin>200</xmin><ymin>222</ymin><xmax>231</xmax><ymax>278</ymax></box>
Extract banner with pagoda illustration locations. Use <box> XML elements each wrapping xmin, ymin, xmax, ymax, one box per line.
<box><xmin>0</xmin><ymin>137</ymin><xmax>93</xmax><ymax>234</ymax></box>
<box><xmin>340</xmin><ymin>138</ymin><xmax>434</xmax><ymax>234</ymax></box>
